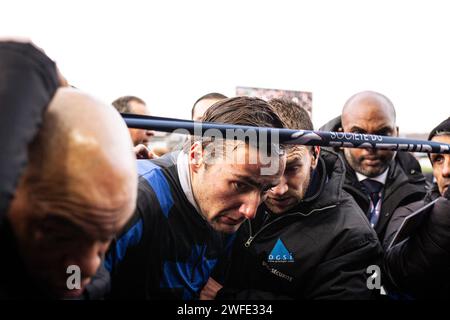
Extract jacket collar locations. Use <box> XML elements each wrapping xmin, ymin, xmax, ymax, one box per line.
<box><xmin>288</xmin><ymin>149</ymin><xmax>346</xmax><ymax>213</ymax></box>
<box><xmin>425</xmin><ymin>183</ymin><xmax>441</xmax><ymax>202</ymax></box>
<box><xmin>343</xmin><ymin>151</ymin><xmax>425</xmax><ymax>195</ymax></box>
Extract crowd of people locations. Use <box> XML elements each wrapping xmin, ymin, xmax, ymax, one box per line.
<box><xmin>1</xmin><ymin>39</ymin><xmax>449</xmax><ymax>300</ymax></box>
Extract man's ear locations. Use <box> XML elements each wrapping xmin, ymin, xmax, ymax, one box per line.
<box><xmin>189</xmin><ymin>142</ymin><xmax>204</xmax><ymax>172</ymax></box>
<box><xmin>311</xmin><ymin>146</ymin><xmax>320</xmax><ymax>168</ymax></box>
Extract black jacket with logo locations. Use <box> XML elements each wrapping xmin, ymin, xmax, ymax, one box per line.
<box><xmin>383</xmin><ymin>185</ymin><xmax>450</xmax><ymax>299</ymax></box>
<box><xmin>320</xmin><ymin>117</ymin><xmax>428</xmax><ymax>243</ymax></box>
<box><xmin>217</xmin><ymin>150</ymin><xmax>382</xmax><ymax>300</ymax></box>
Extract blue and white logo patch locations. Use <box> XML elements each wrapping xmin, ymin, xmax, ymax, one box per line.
<box><xmin>268</xmin><ymin>238</ymin><xmax>294</xmax><ymax>263</ymax></box>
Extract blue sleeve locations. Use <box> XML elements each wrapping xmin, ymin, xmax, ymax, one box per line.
<box><xmin>105</xmin><ymin>217</ymin><xmax>143</xmax><ymax>272</ymax></box>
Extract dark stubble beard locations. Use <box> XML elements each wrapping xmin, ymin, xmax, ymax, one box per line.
<box><xmin>344</xmin><ymin>149</ymin><xmax>394</xmax><ymax>177</ymax></box>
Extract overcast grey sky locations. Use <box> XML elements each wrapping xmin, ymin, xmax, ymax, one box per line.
<box><xmin>1</xmin><ymin>0</ymin><xmax>449</xmax><ymax>133</ymax></box>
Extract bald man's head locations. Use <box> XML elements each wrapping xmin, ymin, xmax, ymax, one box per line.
<box><xmin>342</xmin><ymin>91</ymin><xmax>396</xmax><ymax>127</ymax></box>
<box><xmin>7</xmin><ymin>88</ymin><xmax>137</xmax><ymax>298</ymax></box>
<box><xmin>340</xmin><ymin>90</ymin><xmax>399</xmax><ymax>177</ymax></box>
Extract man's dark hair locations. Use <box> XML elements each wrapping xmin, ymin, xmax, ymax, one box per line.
<box><xmin>268</xmin><ymin>98</ymin><xmax>313</xmax><ymax>131</ymax></box>
<box><xmin>427</xmin><ymin>117</ymin><xmax>450</xmax><ymax>161</ymax></box>
<box><xmin>269</xmin><ymin>98</ymin><xmax>314</xmax><ymax>153</ymax></box>
<box><xmin>428</xmin><ymin>117</ymin><xmax>450</xmax><ymax>141</ymax></box>
<box><xmin>188</xmin><ymin>96</ymin><xmax>285</xmax><ymax>160</ymax></box>
<box><xmin>112</xmin><ymin>96</ymin><xmax>146</xmax><ymax>113</ymax></box>
<box><xmin>203</xmin><ymin>96</ymin><xmax>284</xmax><ymax>127</ymax></box>
<box><xmin>191</xmin><ymin>92</ymin><xmax>228</xmax><ymax>119</ymax></box>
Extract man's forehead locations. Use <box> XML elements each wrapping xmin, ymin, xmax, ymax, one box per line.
<box><xmin>222</xmin><ymin>140</ymin><xmax>281</xmax><ymax>160</ymax></box>
<box><xmin>343</xmin><ymin>116</ymin><xmax>395</xmax><ymax>132</ymax></box>
<box><xmin>38</xmin><ymin>212</ymin><xmax>114</xmax><ymax>242</ymax></box>
<box><xmin>30</xmin><ymin>193</ymin><xmax>124</xmax><ymax>240</ymax></box>
<box><xmin>287</xmin><ymin>146</ymin><xmax>310</xmax><ymax>162</ymax></box>
<box><xmin>431</xmin><ymin>135</ymin><xmax>450</xmax><ymax>160</ymax></box>
<box><xmin>129</xmin><ymin>101</ymin><xmax>149</xmax><ymax>115</ymax></box>
<box><xmin>343</xmin><ymin>101</ymin><xmax>395</xmax><ymax>128</ymax></box>
<box><xmin>230</xmin><ymin>170</ymin><xmax>280</xmax><ymax>185</ymax></box>
<box><xmin>432</xmin><ymin>134</ymin><xmax>450</xmax><ymax>144</ymax></box>
<box><xmin>35</xmin><ymin>212</ymin><xmax>86</xmax><ymax>235</ymax></box>
<box><xmin>228</xmin><ymin>160</ymin><xmax>275</xmax><ymax>174</ymax></box>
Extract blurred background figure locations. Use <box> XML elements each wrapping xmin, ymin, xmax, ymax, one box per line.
<box><xmin>112</xmin><ymin>95</ymin><xmax>155</xmax><ymax>146</ymax></box>
<box><xmin>191</xmin><ymin>92</ymin><xmax>228</xmax><ymax>121</ymax></box>
<box><xmin>112</xmin><ymin>95</ymin><xmax>156</xmax><ymax>158</ymax></box>
<box><xmin>149</xmin><ymin>92</ymin><xmax>228</xmax><ymax>156</ymax></box>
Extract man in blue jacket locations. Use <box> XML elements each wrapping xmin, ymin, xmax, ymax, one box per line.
<box><xmin>106</xmin><ymin>97</ymin><xmax>287</xmax><ymax>299</ymax></box>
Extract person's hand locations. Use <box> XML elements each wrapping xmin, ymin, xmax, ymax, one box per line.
<box><xmin>134</xmin><ymin>144</ymin><xmax>157</xmax><ymax>159</ymax></box>
<box><xmin>199</xmin><ymin>277</ymin><xmax>223</xmax><ymax>300</ymax></box>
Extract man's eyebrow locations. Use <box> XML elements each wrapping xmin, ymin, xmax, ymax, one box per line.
<box><xmin>349</xmin><ymin>126</ymin><xmax>393</xmax><ymax>134</ymax></box>
<box><xmin>233</xmin><ymin>174</ymin><xmax>274</xmax><ymax>189</ymax></box>
<box><xmin>349</xmin><ymin>126</ymin><xmax>367</xmax><ymax>133</ymax></box>
<box><xmin>286</xmin><ymin>155</ymin><xmax>303</xmax><ymax>165</ymax></box>
<box><xmin>430</xmin><ymin>153</ymin><xmax>441</xmax><ymax>159</ymax></box>
<box><xmin>374</xmin><ymin>126</ymin><xmax>393</xmax><ymax>134</ymax></box>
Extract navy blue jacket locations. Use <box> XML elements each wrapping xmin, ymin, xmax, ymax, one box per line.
<box><xmin>106</xmin><ymin>152</ymin><xmax>234</xmax><ymax>299</ymax></box>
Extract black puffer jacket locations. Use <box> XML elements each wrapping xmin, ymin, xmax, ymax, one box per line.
<box><xmin>383</xmin><ymin>185</ymin><xmax>450</xmax><ymax>299</ymax></box>
<box><xmin>320</xmin><ymin>117</ymin><xmax>428</xmax><ymax>243</ymax></box>
<box><xmin>217</xmin><ymin>150</ymin><xmax>382</xmax><ymax>300</ymax></box>
<box><xmin>382</xmin><ymin>184</ymin><xmax>441</xmax><ymax>250</ymax></box>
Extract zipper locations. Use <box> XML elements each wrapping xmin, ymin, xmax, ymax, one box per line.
<box><xmin>244</xmin><ymin>236</ymin><xmax>254</xmax><ymax>248</ymax></box>
<box><xmin>244</xmin><ymin>220</ymin><xmax>254</xmax><ymax>247</ymax></box>
<box><xmin>244</xmin><ymin>204</ymin><xmax>337</xmax><ymax>248</ymax></box>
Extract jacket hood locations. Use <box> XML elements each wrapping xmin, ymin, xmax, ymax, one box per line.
<box><xmin>425</xmin><ymin>183</ymin><xmax>441</xmax><ymax>202</ymax></box>
<box><xmin>319</xmin><ymin>115</ymin><xmax>342</xmax><ymax>132</ymax></box>
<box><xmin>292</xmin><ymin>148</ymin><xmax>347</xmax><ymax>212</ymax></box>
<box><xmin>342</xmin><ymin>150</ymin><xmax>425</xmax><ymax>197</ymax></box>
